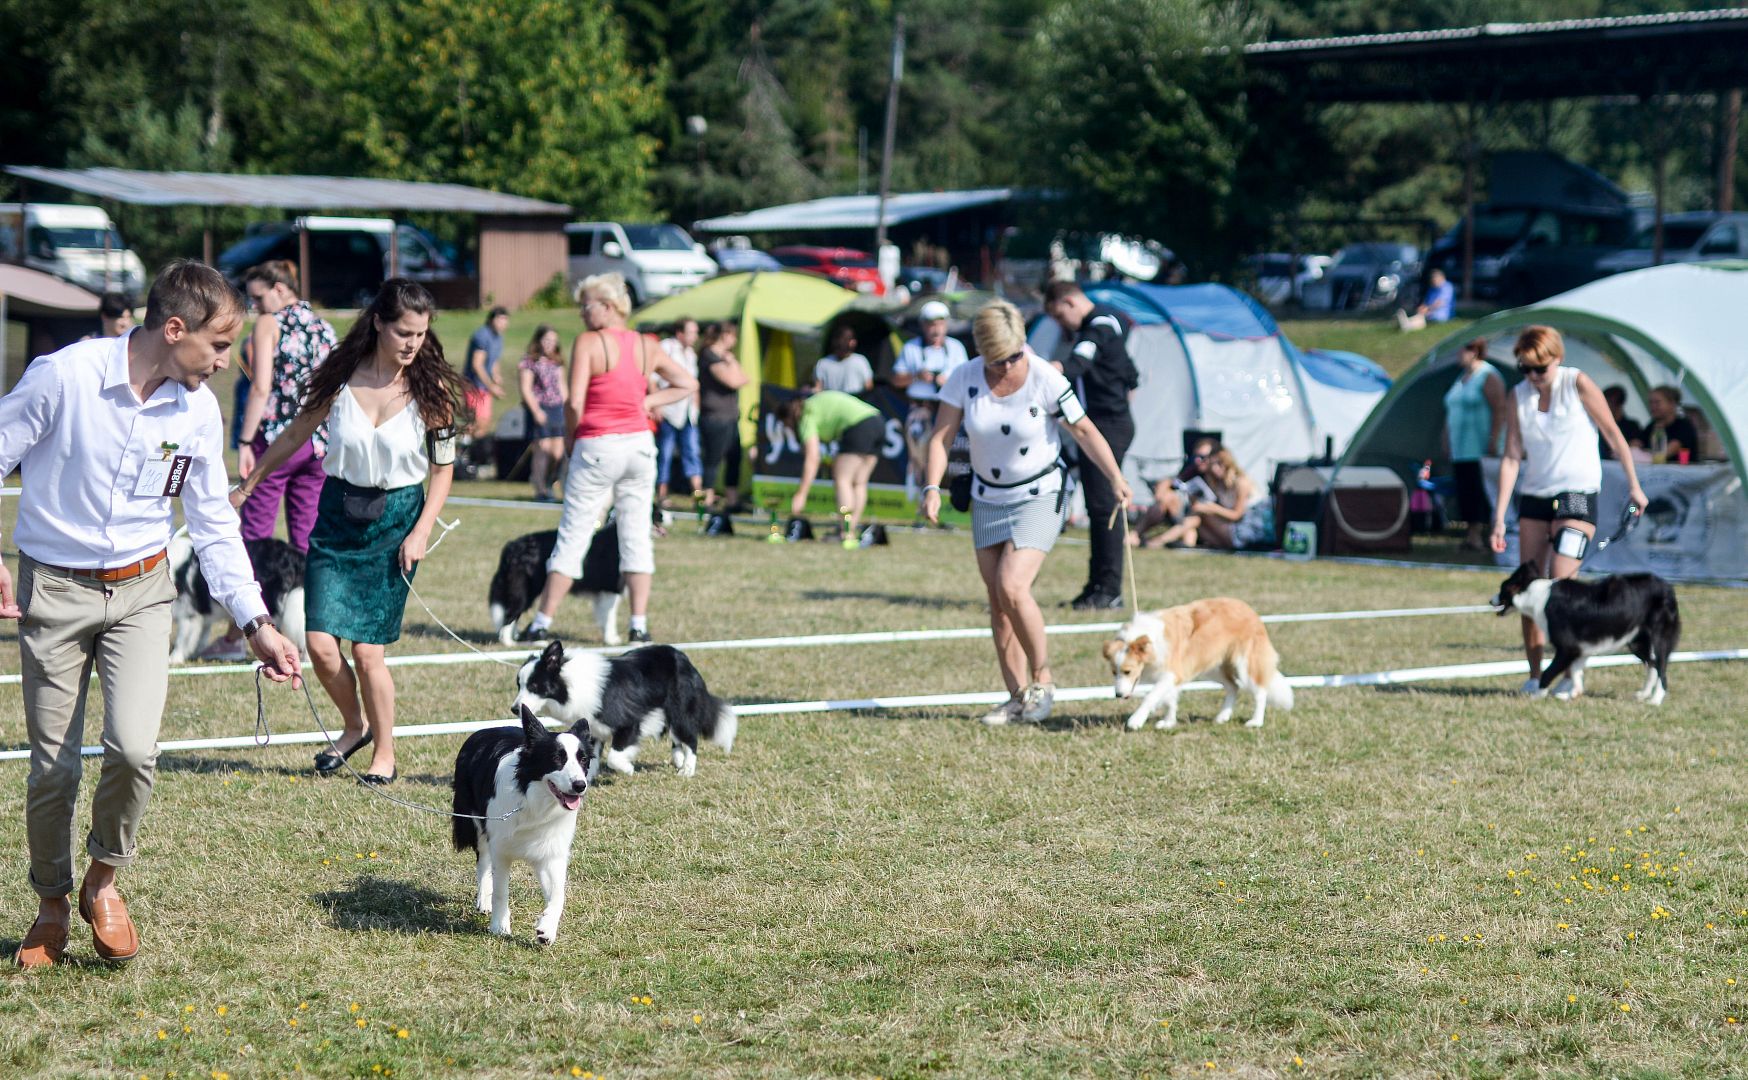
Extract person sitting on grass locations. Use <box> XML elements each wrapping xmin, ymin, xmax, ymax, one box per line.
<box><xmin>1146</xmin><ymin>448</ymin><xmax>1270</xmax><ymax>550</ymax></box>
<box><xmin>1133</xmin><ymin>437</ymin><xmax>1218</xmax><ymax>547</ymax></box>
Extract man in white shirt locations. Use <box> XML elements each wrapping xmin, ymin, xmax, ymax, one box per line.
<box><xmin>811</xmin><ymin>324</ymin><xmax>874</xmax><ymax>394</ymax></box>
<box><xmin>0</xmin><ymin>260</ymin><xmax>302</xmax><ymax>969</ymax></box>
<box><xmin>893</xmin><ymin>300</ymin><xmax>969</xmax><ymax>499</ymax></box>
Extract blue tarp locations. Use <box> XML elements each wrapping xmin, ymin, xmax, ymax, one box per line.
<box><xmin>1295</xmin><ymin>347</ymin><xmax>1393</xmax><ymax>392</ymax></box>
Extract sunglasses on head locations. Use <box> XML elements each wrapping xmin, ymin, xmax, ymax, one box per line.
<box><xmin>1517</xmin><ymin>361</ymin><xmax>1552</xmax><ymax>376</ymax></box>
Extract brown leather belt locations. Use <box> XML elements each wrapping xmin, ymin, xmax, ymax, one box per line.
<box><xmin>55</xmin><ymin>549</ymin><xmax>168</xmax><ymax>584</ymax></box>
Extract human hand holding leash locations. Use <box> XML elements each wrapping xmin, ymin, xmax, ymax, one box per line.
<box><xmin>250</xmin><ymin>624</ymin><xmax>302</xmax><ymax>687</ymax></box>
<box><xmin>399</xmin><ymin>528</ymin><xmax>430</xmax><ymax>574</ymax></box>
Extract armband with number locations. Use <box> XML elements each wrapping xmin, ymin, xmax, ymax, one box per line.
<box><xmin>428</xmin><ymin>425</ymin><xmax>458</xmax><ymax>466</ymax></box>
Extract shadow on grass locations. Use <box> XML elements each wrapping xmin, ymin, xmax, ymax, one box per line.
<box><xmin>313</xmin><ymin>874</ymin><xmax>477</xmax><ymax>936</ymax></box>
<box><xmin>799</xmin><ymin>589</ymin><xmax>987</xmax><ymax>610</ymax></box>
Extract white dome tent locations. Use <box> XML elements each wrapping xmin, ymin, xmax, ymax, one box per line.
<box><xmin>1028</xmin><ymin>282</ymin><xmax>1391</xmax><ymax>500</ymax></box>
<box><xmin>1335</xmin><ymin>263</ymin><xmax>1748</xmax><ymax>581</ymax></box>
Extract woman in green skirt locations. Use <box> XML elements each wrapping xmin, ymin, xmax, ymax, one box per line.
<box><xmin>236</xmin><ymin>279</ymin><xmax>466</xmax><ymax>784</ymax></box>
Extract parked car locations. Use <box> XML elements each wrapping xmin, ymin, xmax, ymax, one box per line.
<box><xmin>1595</xmin><ymin>212</ymin><xmax>1748</xmax><ymax>277</ymax></box>
<box><xmin>710</xmin><ymin>245</ymin><xmax>783</xmax><ymax>274</ymax></box>
<box><xmin>899</xmin><ymin>266</ymin><xmax>957</xmax><ymax>296</ymax></box>
<box><xmin>565</xmin><ymin>222</ymin><xmax>716</xmax><ymax>305</ymax></box>
<box><xmin>1242</xmin><ymin>252</ymin><xmax>1330</xmax><ymax>307</ymax></box>
<box><xmin>216</xmin><ymin>217</ymin><xmax>463</xmax><ymax>309</ymax></box>
<box><xmin>1303</xmin><ymin>242</ymin><xmax>1421</xmax><ymax>311</ymax></box>
<box><xmin>770</xmin><ymin>245</ymin><xmax>886</xmax><ymax>295</ymax></box>
<box><xmin>0</xmin><ymin>202</ymin><xmax>147</xmax><ymax>297</ymax></box>
<box><xmin>1428</xmin><ymin>205</ymin><xmax>1635</xmax><ymax>304</ymax></box>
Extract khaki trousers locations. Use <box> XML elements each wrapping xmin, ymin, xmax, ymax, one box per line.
<box><xmin>17</xmin><ymin>555</ymin><xmax>174</xmax><ymax>898</ymax></box>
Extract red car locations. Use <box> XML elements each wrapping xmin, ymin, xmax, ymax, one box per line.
<box><xmin>770</xmin><ymin>245</ymin><xmax>886</xmax><ymax>295</ymax></box>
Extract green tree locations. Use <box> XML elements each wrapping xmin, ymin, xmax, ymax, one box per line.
<box><xmin>1023</xmin><ymin>0</ymin><xmax>1264</xmax><ymax>271</ymax></box>
<box><xmin>256</xmin><ymin>0</ymin><xmax>663</xmax><ymax>217</ymax></box>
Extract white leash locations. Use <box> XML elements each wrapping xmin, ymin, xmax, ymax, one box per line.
<box><xmin>399</xmin><ymin>516</ymin><xmax>521</xmax><ymax>669</ymax></box>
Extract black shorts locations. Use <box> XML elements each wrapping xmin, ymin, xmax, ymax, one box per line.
<box><xmin>837</xmin><ymin>414</ymin><xmax>885</xmax><ymax>456</ymax></box>
<box><xmin>1518</xmin><ymin>490</ymin><xmax>1598</xmax><ymax>525</ymax></box>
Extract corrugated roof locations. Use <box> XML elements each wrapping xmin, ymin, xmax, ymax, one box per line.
<box><xmin>694</xmin><ymin>189</ymin><xmax>1011</xmax><ymax>233</ymax></box>
<box><xmin>1246</xmin><ymin>8</ymin><xmax>1748</xmax><ymax>55</ymax></box>
<box><xmin>4</xmin><ymin>166</ymin><xmax>568</xmax><ymax>216</ymax></box>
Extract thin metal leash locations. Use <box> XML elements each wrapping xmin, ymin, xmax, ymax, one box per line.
<box><xmin>398</xmin><ymin>516</ymin><xmax>521</xmax><ymax>668</ymax></box>
<box><xmin>253</xmin><ymin>667</ymin><xmax>524</xmax><ymax>822</ymax></box>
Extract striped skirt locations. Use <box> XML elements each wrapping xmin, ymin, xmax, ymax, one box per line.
<box><xmin>970</xmin><ymin>493</ymin><xmax>1068</xmax><ymax>552</ymax></box>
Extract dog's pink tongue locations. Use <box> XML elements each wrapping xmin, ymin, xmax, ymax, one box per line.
<box><xmin>558</xmin><ymin>790</ymin><xmax>580</xmax><ymax>811</ymax></box>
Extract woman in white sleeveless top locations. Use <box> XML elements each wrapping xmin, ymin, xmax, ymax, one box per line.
<box><xmin>1490</xmin><ymin>326</ymin><xmax>1645</xmax><ymax>693</ymax></box>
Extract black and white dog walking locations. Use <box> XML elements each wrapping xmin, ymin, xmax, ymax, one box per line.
<box><xmin>489</xmin><ymin>526</ymin><xmax>625</xmax><ymax>646</ymax></box>
<box><xmin>512</xmin><ymin>639</ymin><xmax>737</xmax><ymax>777</ymax></box>
<box><xmin>451</xmin><ymin>704</ymin><xmax>596</xmax><ymax>944</ymax></box>
<box><xmin>1493</xmin><ymin>562</ymin><xmax>1680</xmax><ymax>704</ymax></box>
<box><xmin>168</xmin><ymin>531</ymin><xmax>308</xmax><ymax>661</ymax></box>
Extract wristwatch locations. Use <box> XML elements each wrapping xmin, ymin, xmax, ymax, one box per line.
<box><xmin>241</xmin><ymin>614</ymin><xmax>276</xmax><ymax>639</ymax></box>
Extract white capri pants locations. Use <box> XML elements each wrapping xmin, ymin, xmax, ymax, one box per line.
<box><xmin>547</xmin><ymin>431</ymin><xmax>658</xmax><ymax>577</ymax></box>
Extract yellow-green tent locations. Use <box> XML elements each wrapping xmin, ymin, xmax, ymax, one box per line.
<box><xmin>633</xmin><ymin>271</ymin><xmax>858</xmax><ymax>446</ymax></box>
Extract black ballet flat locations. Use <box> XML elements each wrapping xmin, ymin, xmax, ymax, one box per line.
<box><xmin>359</xmin><ymin>769</ymin><xmax>396</xmax><ymax>787</ymax></box>
<box><xmin>314</xmin><ymin>730</ymin><xmax>372</xmax><ymax>775</ymax></box>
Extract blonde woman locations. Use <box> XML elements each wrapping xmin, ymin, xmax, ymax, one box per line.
<box><xmin>1149</xmin><ymin>447</ymin><xmax>1267</xmax><ymax>550</ymax></box>
<box><xmin>1491</xmin><ymin>325</ymin><xmax>1646</xmax><ymax>693</ymax></box>
<box><xmin>521</xmin><ymin>274</ymin><xmax>696</xmax><ymax>644</ymax></box>
<box><xmin>921</xmin><ymin>300</ymin><xmax>1132</xmax><ymax>725</ymax></box>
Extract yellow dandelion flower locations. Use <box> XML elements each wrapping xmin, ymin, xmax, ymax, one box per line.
<box><xmin>182</xmin><ymin>1025</ymin><xmax>192</xmax><ymax>1034</ymax></box>
<box><xmin>350</xmin><ymin>1003</ymin><xmax>361</xmax><ymax>1013</ymax></box>
<box><xmin>1294</xmin><ymin>1056</ymin><xmax>1304</xmax><ymax>1067</ymax></box>
<box><xmin>1568</xmin><ymin>994</ymin><xmax>1577</xmax><ymax>1002</ymax></box>
<box><xmin>184</xmin><ymin>1005</ymin><xmax>195</xmax><ymax>1014</ymax></box>
<box><xmin>641</xmin><ymin>996</ymin><xmax>652</xmax><ymax>1005</ymax></box>
<box><xmin>299</xmin><ymin>1002</ymin><xmax>309</xmax><ymax>1010</ymax></box>
<box><xmin>693</xmin><ymin>1014</ymin><xmax>702</xmax><ymax>1024</ymax></box>
<box><xmin>1729</xmin><ymin>978</ymin><xmax>1738</xmax><ymax>986</ymax></box>
<box><xmin>1619</xmin><ymin>1003</ymin><xmax>1631</xmax><ymax>1013</ymax></box>
<box><xmin>356</xmin><ymin>1019</ymin><xmax>367</xmax><ymax>1029</ymax></box>
<box><xmin>397</xmin><ymin>1029</ymin><xmax>409</xmax><ymax>1039</ymax></box>
<box><xmin>572</xmin><ymin>1070</ymin><xmax>583</xmax><ymax>1078</ymax></box>
<box><xmin>216</xmin><ymin>1005</ymin><xmax>228</xmax><ymax>1016</ymax></box>
<box><xmin>288</xmin><ymin>1019</ymin><xmax>298</xmax><ymax>1028</ymax></box>
<box><xmin>1450</xmin><ymin>1033</ymin><xmax>1460</xmax><ymax>1041</ymax></box>
<box><xmin>156</xmin><ymin>1030</ymin><xmax>167</xmax><ymax>1040</ymax></box>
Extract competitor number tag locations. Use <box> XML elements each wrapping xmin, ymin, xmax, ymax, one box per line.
<box><xmin>133</xmin><ymin>453</ymin><xmax>194</xmax><ymax>498</ymax></box>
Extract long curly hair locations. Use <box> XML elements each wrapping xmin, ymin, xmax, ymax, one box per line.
<box><xmin>302</xmin><ymin>279</ymin><xmax>466</xmax><ymax>430</ymax></box>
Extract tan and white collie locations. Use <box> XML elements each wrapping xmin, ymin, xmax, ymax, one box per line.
<box><xmin>1102</xmin><ymin>598</ymin><xmax>1293</xmax><ymax>730</ymax></box>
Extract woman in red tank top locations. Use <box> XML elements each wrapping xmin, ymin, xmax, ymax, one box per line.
<box><xmin>516</xmin><ymin>273</ymin><xmax>696</xmax><ymax>644</ymax></box>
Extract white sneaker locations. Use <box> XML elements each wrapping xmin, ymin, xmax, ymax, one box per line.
<box><xmin>979</xmin><ymin>698</ymin><xmax>1020</xmax><ymax>726</ymax></box>
<box><xmin>1019</xmin><ymin>683</ymin><xmax>1055</xmax><ymax>724</ymax></box>
<box><xmin>1519</xmin><ymin>676</ymin><xmax>1544</xmax><ymax>697</ymax></box>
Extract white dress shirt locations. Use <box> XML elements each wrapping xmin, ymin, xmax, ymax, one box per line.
<box><xmin>0</xmin><ymin>332</ymin><xmax>267</xmax><ymax>626</ymax></box>
<box><xmin>322</xmin><ymin>385</ymin><xmax>432</xmax><ymax>490</ymax></box>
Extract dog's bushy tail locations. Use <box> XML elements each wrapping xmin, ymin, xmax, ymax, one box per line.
<box><xmin>703</xmin><ymin>697</ymin><xmax>738</xmax><ymax>754</ymax></box>
<box><xmin>1258</xmin><ymin>639</ymin><xmax>1293</xmax><ymax>711</ymax></box>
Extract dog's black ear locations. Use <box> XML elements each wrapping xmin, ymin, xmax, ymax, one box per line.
<box><xmin>519</xmin><ymin>703</ymin><xmax>550</xmax><ymax>744</ymax></box>
<box><xmin>538</xmin><ymin>639</ymin><xmax>565</xmax><ymax>670</ymax></box>
<box><xmin>569</xmin><ymin>721</ymin><xmax>597</xmax><ymax>760</ymax></box>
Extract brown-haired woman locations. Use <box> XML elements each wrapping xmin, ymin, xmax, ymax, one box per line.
<box><xmin>696</xmin><ymin>320</ymin><xmax>748</xmax><ymax>510</ymax></box>
<box><xmin>518</xmin><ymin>324</ymin><xmax>568</xmax><ymax>501</ymax></box>
<box><xmin>235</xmin><ymin>279</ymin><xmax>467</xmax><ymax>783</ymax></box>
<box><xmin>1491</xmin><ymin>325</ymin><xmax>1646</xmax><ymax>694</ymax></box>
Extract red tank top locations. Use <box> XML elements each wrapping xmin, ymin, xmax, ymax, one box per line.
<box><xmin>574</xmin><ymin>328</ymin><xmax>652</xmax><ymax>439</ymax></box>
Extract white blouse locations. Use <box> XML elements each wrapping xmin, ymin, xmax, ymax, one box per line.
<box><xmin>1515</xmin><ymin>366</ymin><xmax>1601</xmax><ymax>496</ymax></box>
<box><xmin>323</xmin><ymin>385</ymin><xmax>431</xmax><ymax>490</ymax></box>
<box><xmin>940</xmin><ymin>352</ymin><xmax>1086</xmax><ymax>506</ymax></box>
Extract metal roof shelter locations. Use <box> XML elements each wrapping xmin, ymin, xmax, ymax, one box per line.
<box><xmin>4</xmin><ymin>166</ymin><xmax>570</xmax><ymax>309</ymax></box>
<box><xmin>694</xmin><ymin>189</ymin><xmax>1011</xmax><ymax>233</ymax></box>
<box><xmin>0</xmin><ymin>264</ymin><xmax>101</xmax><ymax>389</ymax></box>
<box><xmin>1244</xmin><ymin>9</ymin><xmax>1748</xmax><ymax>299</ymax></box>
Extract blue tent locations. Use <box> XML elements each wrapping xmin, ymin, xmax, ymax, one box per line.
<box><xmin>1029</xmin><ymin>282</ymin><xmax>1390</xmax><ymax>490</ymax></box>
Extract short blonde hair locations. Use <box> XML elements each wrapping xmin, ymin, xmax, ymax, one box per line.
<box><xmin>972</xmin><ymin>299</ymin><xmax>1027</xmax><ymax>363</ymax></box>
<box><xmin>575</xmin><ymin>272</ymin><xmax>633</xmax><ymax>319</ymax></box>
<box><xmin>1513</xmin><ymin>325</ymin><xmax>1564</xmax><ymax>367</ymax></box>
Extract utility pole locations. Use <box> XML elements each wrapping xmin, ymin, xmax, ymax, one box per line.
<box><xmin>873</xmin><ymin>13</ymin><xmax>905</xmax><ymax>251</ymax></box>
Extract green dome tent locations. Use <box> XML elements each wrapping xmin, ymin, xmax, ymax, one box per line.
<box><xmin>1336</xmin><ymin>263</ymin><xmax>1748</xmax><ymax>580</ymax></box>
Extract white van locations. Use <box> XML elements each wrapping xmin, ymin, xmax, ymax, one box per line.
<box><xmin>564</xmin><ymin>222</ymin><xmax>717</xmax><ymax>307</ymax></box>
<box><xmin>0</xmin><ymin>203</ymin><xmax>148</xmax><ymax>297</ymax></box>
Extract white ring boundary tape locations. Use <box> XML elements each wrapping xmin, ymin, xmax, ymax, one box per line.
<box><xmin>0</xmin><ymin>604</ymin><xmax>1499</xmax><ymax>685</ymax></box>
<box><xmin>2</xmin><ymin>647</ymin><xmax>1742</xmax><ymax>762</ymax></box>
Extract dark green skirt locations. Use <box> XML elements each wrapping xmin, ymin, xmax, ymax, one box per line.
<box><xmin>305</xmin><ymin>478</ymin><xmax>424</xmax><ymax>645</ymax></box>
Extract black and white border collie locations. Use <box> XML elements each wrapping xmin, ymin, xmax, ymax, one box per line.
<box><xmin>512</xmin><ymin>640</ymin><xmax>737</xmax><ymax>777</ymax></box>
<box><xmin>168</xmin><ymin>532</ymin><xmax>308</xmax><ymax>661</ymax></box>
<box><xmin>489</xmin><ymin>527</ymin><xmax>625</xmax><ymax>645</ymax></box>
<box><xmin>451</xmin><ymin>704</ymin><xmax>596</xmax><ymax>944</ymax></box>
<box><xmin>1493</xmin><ymin>562</ymin><xmax>1680</xmax><ymax>704</ymax></box>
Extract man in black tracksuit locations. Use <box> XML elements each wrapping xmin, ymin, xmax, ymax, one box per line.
<box><xmin>1044</xmin><ymin>281</ymin><xmax>1138</xmax><ymax>610</ymax></box>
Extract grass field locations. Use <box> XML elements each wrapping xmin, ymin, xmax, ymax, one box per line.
<box><xmin>0</xmin><ymin>482</ymin><xmax>1746</xmax><ymax>1078</ymax></box>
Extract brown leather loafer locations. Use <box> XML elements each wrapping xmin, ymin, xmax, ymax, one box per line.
<box><xmin>14</xmin><ymin>917</ymin><xmax>68</xmax><ymax>969</ymax></box>
<box><xmin>78</xmin><ymin>888</ymin><xmax>139</xmax><ymax>962</ymax></box>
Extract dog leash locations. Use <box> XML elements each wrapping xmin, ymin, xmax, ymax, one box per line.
<box><xmin>397</xmin><ymin>516</ymin><xmax>522</xmax><ymax>669</ymax></box>
<box><xmin>1108</xmin><ymin>505</ymin><xmax>1142</xmax><ymax>615</ymax></box>
<box><xmin>253</xmin><ymin>667</ymin><xmax>525</xmax><ymax>821</ymax></box>
<box><xmin>1594</xmin><ymin>502</ymin><xmax>1642</xmax><ymax>551</ymax></box>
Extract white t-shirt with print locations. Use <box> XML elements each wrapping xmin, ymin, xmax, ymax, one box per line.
<box><xmin>813</xmin><ymin>352</ymin><xmax>873</xmax><ymax>394</ymax></box>
<box><xmin>940</xmin><ymin>353</ymin><xmax>1085</xmax><ymax>506</ymax></box>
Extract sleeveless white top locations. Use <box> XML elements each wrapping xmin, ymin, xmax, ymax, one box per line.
<box><xmin>323</xmin><ymin>385</ymin><xmax>430</xmax><ymax>489</ymax></box>
<box><xmin>1515</xmin><ymin>366</ymin><xmax>1601</xmax><ymax>496</ymax></box>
